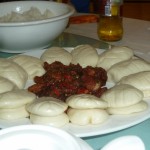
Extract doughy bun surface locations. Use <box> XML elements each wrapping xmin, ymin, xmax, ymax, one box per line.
<box><xmin>11</xmin><ymin>55</ymin><xmax>45</xmax><ymax>80</ymax></box>
<box><xmin>29</xmin><ymin>113</ymin><xmax>69</xmax><ymax>127</ymax></box>
<box><xmin>0</xmin><ymin>89</ymin><xmax>36</xmax><ymax>109</ymax></box>
<box><xmin>71</xmin><ymin>44</ymin><xmax>99</xmax><ymax>68</ymax></box>
<box><xmin>108</xmin><ymin>59</ymin><xmax>150</xmax><ymax>83</ymax></box>
<box><xmin>0</xmin><ymin>58</ymin><xmax>28</xmax><ymax>89</ymax></box>
<box><xmin>66</xmin><ymin>94</ymin><xmax>107</xmax><ymax>109</ymax></box>
<box><xmin>41</xmin><ymin>47</ymin><xmax>72</xmax><ymax>65</ymax></box>
<box><xmin>97</xmin><ymin>46</ymin><xmax>134</xmax><ymax>70</ymax></box>
<box><xmin>26</xmin><ymin>97</ymin><xmax>68</xmax><ymax>117</ymax></box>
<box><xmin>0</xmin><ymin>76</ymin><xmax>18</xmax><ymax>94</ymax></box>
<box><xmin>101</xmin><ymin>84</ymin><xmax>143</xmax><ymax>108</ymax></box>
<box><xmin>67</xmin><ymin>108</ymin><xmax>109</xmax><ymax>125</ymax></box>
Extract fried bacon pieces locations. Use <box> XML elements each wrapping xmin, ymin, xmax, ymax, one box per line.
<box><xmin>28</xmin><ymin>61</ymin><xmax>107</xmax><ymax>101</ymax></box>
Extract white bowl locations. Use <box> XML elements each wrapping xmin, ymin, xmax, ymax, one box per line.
<box><xmin>0</xmin><ymin>125</ymin><xmax>93</xmax><ymax>150</ymax></box>
<box><xmin>0</xmin><ymin>1</ymin><xmax>75</xmax><ymax>53</ymax></box>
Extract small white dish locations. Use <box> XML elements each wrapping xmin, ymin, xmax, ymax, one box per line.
<box><xmin>0</xmin><ymin>125</ymin><xmax>93</xmax><ymax>150</ymax></box>
<box><xmin>101</xmin><ymin>135</ymin><xmax>145</xmax><ymax>150</ymax></box>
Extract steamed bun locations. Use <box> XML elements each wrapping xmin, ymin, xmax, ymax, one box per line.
<box><xmin>40</xmin><ymin>47</ymin><xmax>72</xmax><ymax>65</ymax></box>
<box><xmin>29</xmin><ymin>113</ymin><xmax>69</xmax><ymax>127</ymax></box>
<box><xmin>67</xmin><ymin>108</ymin><xmax>109</xmax><ymax>125</ymax></box>
<box><xmin>0</xmin><ymin>89</ymin><xmax>36</xmax><ymax>109</ymax></box>
<box><xmin>66</xmin><ymin>94</ymin><xmax>109</xmax><ymax>126</ymax></box>
<box><xmin>0</xmin><ymin>76</ymin><xmax>18</xmax><ymax>94</ymax></box>
<box><xmin>108</xmin><ymin>58</ymin><xmax>150</xmax><ymax>83</ymax></box>
<box><xmin>107</xmin><ymin>101</ymin><xmax>148</xmax><ymax>115</ymax></box>
<box><xmin>71</xmin><ymin>44</ymin><xmax>99</xmax><ymax>67</ymax></box>
<box><xmin>0</xmin><ymin>89</ymin><xmax>36</xmax><ymax>120</ymax></box>
<box><xmin>0</xmin><ymin>58</ymin><xmax>28</xmax><ymax>89</ymax></box>
<box><xmin>66</xmin><ymin>94</ymin><xmax>108</xmax><ymax>109</ymax></box>
<box><xmin>118</xmin><ymin>71</ymin><xmax>150</xmax><ymax>99</ymax></box>
<box><xmin>26</xmin><ymin>97</ymin><xmax>68</xmax><ymax>117</ymax></box>
<box><xmin>97</xmin><ymin>46</ymin><xmax>134</xmax><ymax>70</ymax></box>
<box><xmin>101</xmin><ymin>84</ymin><xmax>143</xmax><ymax>108</ymax></box>
<box><xmin>26</xmin><ymin>97</ymin><xmax>69</xmax><ymax>127</ymax></box>
<box><xmin>11</xmin><ymin>55</ymin><xmax>45</xmax><ymax>80</ymax></box>
<box><xmin>0</xmin><ymin>106</ymin><xmax>29</xmax><ymax>120</ymax></box>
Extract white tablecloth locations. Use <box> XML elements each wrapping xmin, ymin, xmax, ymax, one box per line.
<box><xmin>65</xmin><ymin>17</ymin><xmax>150</xmax><ymax>61</ymax></box>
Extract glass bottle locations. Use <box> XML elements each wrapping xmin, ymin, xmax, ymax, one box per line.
<box><xmin>97</xmin><ymin>0</ymin><xmax>123</xmax><ymax>42</ymax></box>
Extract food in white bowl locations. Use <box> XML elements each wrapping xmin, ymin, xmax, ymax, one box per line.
<box><xmin>0</xmin><ymin>7</ymin><xmax>54</xmax><ymax>22</ymax></box>
<box><xmin>0</xmin><ymin>1</ymin><xmax>75</xmax><ymax>53</ymax></box>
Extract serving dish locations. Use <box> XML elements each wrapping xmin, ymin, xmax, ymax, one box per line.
<box><xmin>0</xmin><ymin>48</ymin><xmax>150</xmax><ymax>138</ymax></box>
<box><xmin>0</xmin><ymin>1</ymin><xmax>74</xmax><ymax>53</ymax></box>
<box><xmin>0</xmin><ymin>125</ymin><xmax>93</xmax><ymax>150</ymax></box>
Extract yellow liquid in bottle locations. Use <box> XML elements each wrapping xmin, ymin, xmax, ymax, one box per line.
<box><xmin>98</xmin><ymin>15</ymin><xmax>123</xmax><ymax>41</ymax></box>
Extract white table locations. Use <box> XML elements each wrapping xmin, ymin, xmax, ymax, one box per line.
<box><xmin>65</xmin><ymin>17</ymin><xmax>150</xmax><ymax>61</ymax></box>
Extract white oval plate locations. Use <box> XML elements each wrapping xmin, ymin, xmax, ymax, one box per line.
<box><xmin>0</xmin><ymin>48</ymin><xmax>150</xmax><ymax>138</ymax></box>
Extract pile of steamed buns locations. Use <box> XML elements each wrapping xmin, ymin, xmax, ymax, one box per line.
<box><xmin>0</xmin><ymin>44</ymin><xmax>150</xmax><ymax>127</ymax></box>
